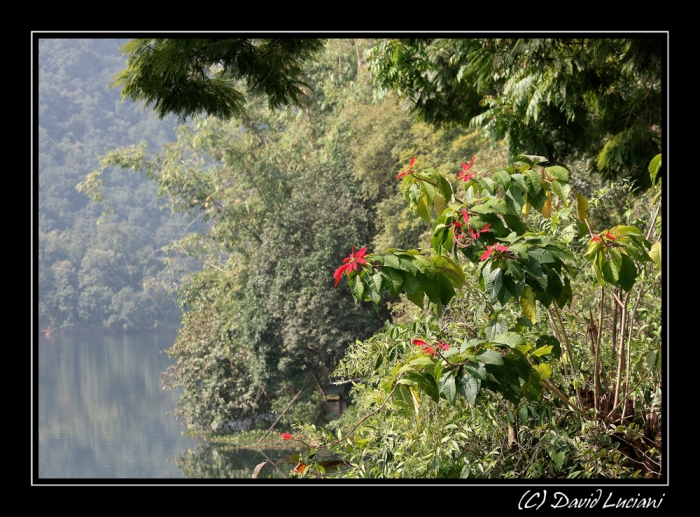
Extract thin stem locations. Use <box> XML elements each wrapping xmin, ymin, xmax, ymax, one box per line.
<box><xmin>540</xmin><ymin>379</ymin><xmax>589</xmax><ymax>421</ymax></box>
<box><xmin>609</xmin><ymin>289</ymin><xmax>631</xmax><ymax>420</ymax></box>
<box><xmin>257</xmin><ymin>377</ymin><xmax>312</xmax><ymax>444</ymax></box>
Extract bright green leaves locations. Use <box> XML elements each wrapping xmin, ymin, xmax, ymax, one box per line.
<box><xmin>477</xmin><ymin>232</ymin><xmax>574</xmax><ymax>309</ymax></box>
<box><xmin>344</xmin><ymin>249</ymin><xmax>465</xmax><ymax>315</ymax></box>
<box><xmin>583</xmin><ymin>225</ymin><xmax>652</xmax><ymax>291</ymax></box>
<box><xmin>649</xmin><ymin>153</ymin><xmax>662</xmax><ymax>187</ymax></box>
<box><xmin>399</xmin><ymin>165</ymin><xmax>454</xmax><ymax>223</ymax></box>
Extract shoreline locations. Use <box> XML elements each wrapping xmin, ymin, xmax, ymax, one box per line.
<box><xmin>39</xmin><ymin>326</ymin><xmax>180</xmax><ymax>338</ymax></box>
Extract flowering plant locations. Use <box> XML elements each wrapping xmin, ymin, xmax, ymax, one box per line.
<box><xmin>395</xmin><ymin>156</ymin><xmax>416</xmax><ymax>179</ymax></box>
<box><xmin>413</xmin><ymin>339</ymin><xmax>450</xmax><ymax>356</ymax></box>
<box><xmin>457</xmin><ymin>156</ymin><xmax>476</xmax><ymax>182</ymax></box>
<box><xmin>333</xmin><ymin>246</ymin><xmax>368</xmax><ymax>287</ymax></box>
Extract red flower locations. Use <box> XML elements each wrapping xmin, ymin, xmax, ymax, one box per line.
<box><xmin>413</xmin><ymin>339</ymin><xmax>450</xmax><ymax>356</ymax></box>
<box><xmin>458</xmin><ymin>156</ymin><xmax>476</xmax><ymax>182</ymax></box>
<box><xmin>590</xmin><ymin>234</ymin><xmax>601</xmax><ymax>243</ymax></box>
<box><xmin>604</xmin><ymin>231</ymin><xmax>617</xmax><ymax>241</ymax></box>
<box><xmin>469</xmin><ymin>223</ymin><xmax>491</xmax><ymax>240</ymax></box>
<box><xmin>280</xmin><ymin>433</ymin><xmax>293</xmax><ymax>441</ymax></box>
<box><xmin>333</xmin><ymin>246</ymin><xmax>369</xmax><ymax>287</ymax></box>
<box><xmin>480</xmin><ymin>243</ymin><xmax>510</xmax><ymax>261</ymax></box>
<box><xmin>396</xmin><ymin>156</ymin><xmax>416</xmax><ymax>179</ymax></box>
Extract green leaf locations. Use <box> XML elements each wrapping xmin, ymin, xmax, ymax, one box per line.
<box><xmin>510</xmin><ymin>173</ymin><xmax>528</xmax><ymax>193</ymax></box>
<box><xmin>407</xmin><ymin>357</ymin><xmax>435</xmax><ymax>367</ymax></box>
<box><xmin>648</xmin><ymin>153</ymin><xmax>662</xmax><ymax>185</ymax></box>
<box><xmin>649</xmin><ymin>241</ymin><xmax>661</xmax><ymax>270</ymax></box>
<box><xmin>534</xmin><ymin>363</ymin><xmax>552</xmax><ymax>380</ymax></box>
<box><xmin>415</xmin><ymin>195</ymin><xmax>431</xmax><ymax>223</ymax></box>
<box><xmin>547</xmin><ymin>446</ymin><xmax>567</xmax><ymax>470</ymax></box>
<box><xmin>350</xmin><ymin>275</ymin><xmax>364</xmax><ymax>302</ymax></box>
<box><xmin>535</xmin><ymin>335</ymin><xmax>561</xmax><ymax>359</ymax></box>
<box><xmin>546</xmin><ymin>165</ymin><xmax>569</xmax><ymax>183</ymax></box>
<box><xmin>418</xmin><ymin>272</ymin><xmax>441</xmax><ymax>305</ymax></box>
<box><xmin>617</xmin><ymin>252</ymin><xmax>637</xmax><ymax>291</ymax></box>
<box><xmin>436</xmin><ymin>174</ymin><xmax>454</xmax><ymax>205</ymax></box>
<box><xmin>432</xmin><ymin>255</ymin><xmax>465</xmax><ymax>288</ymax></box>
<box><xmin>527</xmin><ymin>247</ymin><xmax>556</xmax><ymax>264</ymax></box>
<box><xmin>457</xmin><ymin>373</ymin><xmax>480</xmax><ymax>406</ymax></box>
<box><xmin>526</xmin><ymin>187</ymin><xmax>547</xmax><ymax>212</ymax></box>
<box><xmin>556</xmin><ymin>276</ymin><xmax>573</xmax><ymax>309</ymax></box>
<box><xmin>412</xmin><ymin>255</ymin><xmax>436</xmax><ymax>277</ymax></box>
<box><xmin>405</xmin><ymin>288</ymin><xmax>425</xmax><ymax>309</ymax></box>
<box><xmin>380</xmin><ymin>267</ymin><xmax>404</xmax><ymax>297</ymax></box>
<box><xmin>402</xmin><ymin>372</ymin><xmax>439</xmax><ymax>403</ymax></box>
<box><xmin>475</xmin><ymin>349</ymin><xmax>504</xmax><ymax>365</ymax></box>
<box><xmin>439</xmin><ymin>374</ymin><xmax>457</xmax><ymax>404</ymax></box>
<box><xmin>519</xmin><ymin>154</ymin><xmax>548</xmax><ymax>165</ymax></box>
<box><xmin>576</xmin><ymin>193</ymin><xmax>589</xmax><ymax>223</ymax></box>
<box><xmin>493</xmin><ymin>169</ymin><xmax>512</xmax><ymax>190</ymax></box>
<box><xmin>502</xmin><ymin>214</ymin><xmax>529</xmax><ymax>235</ymax></box>
<box><xmin>521</xmin><ymin>369</ymin><xmax>542</xmax><ymax>401</ymax></box>
<box><xmin>471</xmin><ymin>197</ymin><xmax>515</xmax><ymax>216</ymax></box>
<box><xmin>383</xmin><ymin>254</ymin><xmax>401</xmax><ymax>270</ymax></box>
<box><xmin>505</xmin><ymin>186</ymin><xmax>526</xmax><ymax>215</ymax></box>
<box><xmin>519</xmin><ymin>406</ymin><xmax>529</xmax><ymax>423</ymax></box>
<box><xmin>551</xmin><ymin>180</ymin><xmax>570</xmax><ymax>203</ymax></box>
<box><xmin>491</xmin><ymin>332</ymin><xmax>525</xmax><ymax>348</ymax></box>
<box><xmin>545</xmin><ymin>268</ymin><xmax>563</xmax><ymax>300</ymax></box>
<box><xmin>520</xmin><ymin>286</ymin><xmax>537</xmax><ymax>324</ymax></box>
<box><xmin>436</xmin><ymin>273</ymin><xmax>456</xmax><ymax>305</ymax></box>
<box><xmin>478</xmin><ymin>177</ymin><xmax>496</xmax><ymax>195</ymax></box>
<box><xmin>524</xmin><ymin>169</ymin><xmax>542</xmax><ymax>195</ymax></box>
<box><xmin>398</xmin><ymin>256</ymin><xmax>418</xmax><ymax>275</ymax></box>
<box><xmin>433</xmin><ymin>193</ymin><xmax>446</xmax><ymax>217</ymax></box>
<box><xmin>371</xmin><ymin>270</ymin><xmax>384</xmax><ymax>293</ymax></box>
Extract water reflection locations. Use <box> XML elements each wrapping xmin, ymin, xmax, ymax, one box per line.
<box><xmin>175</xmin><ymin>444</ymin><xmax>297</xmax><ymax>479</ymax></box>
<box><xmin>38</xmin><ymin>330</ymin><xmax>196</xmax><ymax>478</ymax></box>
<box><xmin>37</xmin><ymin>331</ymin><xmax>305</xmax><ymax>480</ymax></box>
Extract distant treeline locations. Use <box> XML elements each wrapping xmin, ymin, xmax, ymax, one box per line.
<box><xmin>38</xmin><ymin>39</ymin><xmax>196</xmax><ymax>332</ymax></box>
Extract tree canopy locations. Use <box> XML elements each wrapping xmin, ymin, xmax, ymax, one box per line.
<box><xmin>368</xmin><ymin>37</ymin><xmax>664</xmax><ymax>188</ymax></box>
<box><xmin>112</xmin><ymin>38</ymin><xmax>326</xmax><ymax>122</ymax></box>
<box><xmin>113</xmin><ymin>37</ymin><xmax>664</xmax><ymax>188</ymax></box>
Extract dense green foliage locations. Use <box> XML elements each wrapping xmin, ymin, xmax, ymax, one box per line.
<box><xmin>83</xmin><ymin>40</ymin><xmax>510</xmax><ymax>430</ymax></box>
<box><xmin>369</xmin><ymin>38</ymin><xmax>663</xmax><ymax>188</ymax></box>
<box><xmin>39</xmin><ymin>39</ymin><xmax>194</xmax><ymax>332</ymax></box>
<box><xmin>113</xmin><ymin>39</ymin><xmax>326</xmax><ymax>122</ymax></box>
<box><xmin>75</xmin><ymin>37</ymin><xmax>663</xmax><ymax>479</ymax></box>
<box><xmin>288</xmin><ymin>154</ymin><xmax>661</xmax><ymax>479</ymax></box>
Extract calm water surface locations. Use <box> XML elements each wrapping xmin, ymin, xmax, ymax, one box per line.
<box><xmin>38</xmin><ymin>331</ymin><xmax>296</xmax><ymax>480</ymax></box>
<box><xmin>38</xmin><ymin>330</ymin><xmax>197</xmax><ymax>478</ymax></box>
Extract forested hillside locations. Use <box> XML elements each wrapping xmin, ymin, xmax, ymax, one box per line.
<box><xmin>38</xmin><ymin>39</ymin><xmax>196</xmax><ymax>332</ymax></box>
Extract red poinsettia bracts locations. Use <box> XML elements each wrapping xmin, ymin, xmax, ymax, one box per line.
<box><xmin>480</xmin><ymin>243</ymin><xmax>510</xmax><ymax>261</ymax></box>
<box><xmin>333</xmin><ymin>246</ymin><xmax>369</xmax><ymax>287</ymax></box>
<box><xmin>453</xmin><ymin>209</ymin><xmax>491</xmax><ymax>247</ymax></box>
<box><xmin>458</xmin><ymin>156</ymin><xmax>476</xmax><ymax>182</ymax></box>
<box><xmin>469</xmin><ymin>223</ymin><xmax>491</xmax><ymax>240</ymax></box>
<box><xmin>413</xmin><ymin>339</ymin><xmax>450</xmax><ymax>356</ymax></box>
<box><xmin>591</xmin><ymin>231</ymin><xmax>617</xmax><ymax>244</ymax></box>
<box><xmin>396</xmin><ymin>156</ymin><xmax>417</xmax><ymax>179</ymax></box>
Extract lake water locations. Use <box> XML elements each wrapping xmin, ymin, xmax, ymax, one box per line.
<box><xmin>36</xmin><ymin>330</ymin><xmax>292</xmax><ymax>480</ymax></box>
